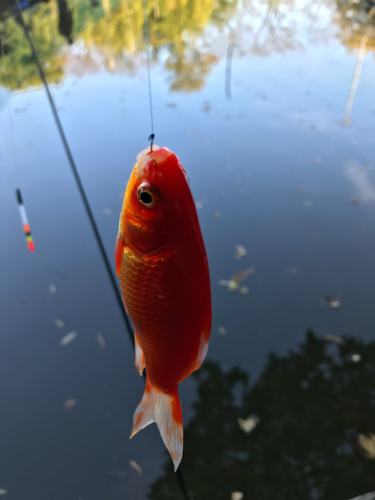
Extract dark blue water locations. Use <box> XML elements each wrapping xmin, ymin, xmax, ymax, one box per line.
<box><xmin>1</xmin><ymin>1</ymin><xmax>375</xmax><ymax>498</ymax></box>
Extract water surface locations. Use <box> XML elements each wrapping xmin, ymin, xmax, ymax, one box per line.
<box><xmin>1</xmin><ymin>0</ymin><xmax>375</xmax><ymax>498</ymax></box>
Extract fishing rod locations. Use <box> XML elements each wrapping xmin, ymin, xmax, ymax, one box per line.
<box><xmin>14</xmin><ymin>2</ymin><xmax>191</xmax><ymax>497</ymax></box>
<box><xmin>13</xmin><ymin>0</ymin><xmax>135</xmax><ymax>347</ymax></box>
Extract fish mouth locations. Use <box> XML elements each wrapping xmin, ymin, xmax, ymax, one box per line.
<box><xmin>135</xmin><ymin>146</ymin><xmax>171</xmax><ymax>177</ymax></box>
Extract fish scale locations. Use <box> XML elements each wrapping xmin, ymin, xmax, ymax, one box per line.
<box><xmin>119</xmin><ymin>247</ymin><xmax>174</xmax><ymax>375</ymax></box>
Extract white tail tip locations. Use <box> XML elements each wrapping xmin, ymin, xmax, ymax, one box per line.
<box><xmin>130</xmin><ymin>378</ymin><xmax>183</xmax><ymax>471</ymax></box>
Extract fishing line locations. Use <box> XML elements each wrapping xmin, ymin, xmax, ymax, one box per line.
<box><xmin>140</xmin><ymin>7</ymin><xmax>191</xmax><ymax>497</ymax></box>
<box><xmin>1</xmin><ymin>17</ymin><xmax>32</xmax><ymax>251</ymax></box>
<box><xmin>3</xmin><ymin>14</ymin><xmax>22</xmax><ymax>88</ymax></box>
<box><xmin>13</xmin><ymin>0</ymin><xmax>134</xmax><ymax>347</ymax></box>
<box><xmin>140</xmin><ymin>5</ymin><xmax>192</xmax><ymax>497</ymax></box>
<box><xmin>1</xmin><ymin>18</ymin><xmax>20</xmax><ymax>184</ymax></box>
<box><xmin>15</xmin><ymin>3</ymin><xmax>191</xmax><ymax>494</ymax></box>
<box><xmin>142</xmin><ymin>0</ymin><xmax>155</xmax><ymax>150</ymax></box>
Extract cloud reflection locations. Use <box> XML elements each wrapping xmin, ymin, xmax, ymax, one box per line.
<box><xmin>346</xmin><ymin>163</ymin><xmax>375</xmax><ymax>202</ymax></box>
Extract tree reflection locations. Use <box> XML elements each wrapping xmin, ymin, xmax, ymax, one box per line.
<box><xmin>0</xmin><ymin>0</ymin><xmax>234</xmax><ymax>90</ymax></box>
<box><xmin>165</xmin><ymin>45</ymin><xmax>217</xmax><ymax>92</ymax></box>
<box><xmin>0</xmin><ymin>2</ymin><xmax>65</xmax><ymax>90</ymax></box>
<box><xmin>57</xmin><ymin>0</ymin><xmax>73</xmax><ymax>44</ymax></box>
<box><xmin>2</xmin><ymin>0</ymin><xmax>375</xmax><ymax>95</ymax></box>
<box><xmin>335</xmin><ymin>0</ymin><xmax>375</xmax><ymax>124</ymax></box>
<box><xmin>149</xmin><ymin>331</ymin><xmax>375</xmax><ymax>500</ymax></box>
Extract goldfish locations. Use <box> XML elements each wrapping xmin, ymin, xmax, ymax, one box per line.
<box><xmin>115</xmin><ymin>146</ymin><xmax>211</xmax><ymax>470</ymax></box>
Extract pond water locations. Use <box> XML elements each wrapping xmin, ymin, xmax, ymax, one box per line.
<box><xmin>1</xmin><ymin>0</ymin><xmax>375</xmax><ymax>499</ymax></box>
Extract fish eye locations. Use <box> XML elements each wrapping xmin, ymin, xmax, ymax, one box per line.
<box><xmin>137</xmin><ymin>183</ymin><xmax>156</xmax><ymax>207</ymax></box>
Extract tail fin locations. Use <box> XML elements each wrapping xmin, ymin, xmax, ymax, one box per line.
<box><xmin>130</xmin><ymin>378</ymin><xmax>183</xmax><ymax>471</ymax></box>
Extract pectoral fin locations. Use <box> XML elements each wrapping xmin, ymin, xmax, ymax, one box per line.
<box><xmin>115</xmin><ymin>233</ymin><xmax>125</xmax><ymax>276</ymax></box>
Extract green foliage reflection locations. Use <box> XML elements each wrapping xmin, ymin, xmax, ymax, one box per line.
<box><xmin>149</xmin><ymin>331</ymin><xmax>375</xmax><ymax>500</ymax></box>
<box><xmin>0</xmin><ymin>3</ymin><xmax>66</xmax><ymax>90</ymax></box>
<box><xmin>0</xmin><ymin>0</ymin><xmax>236</xmax><ymax>91</ymax></box>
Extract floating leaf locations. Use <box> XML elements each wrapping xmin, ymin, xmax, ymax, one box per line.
<box><xmin>60</xmin><ymin>331</ymin><xmax>77</xmax><ymax>346</ymax></box>
<box><xmin>234</xmin><ymin>245</ymin><xmax>247</xmax><ymax>259</ymax></box>
<box><xmin>238</xmin><ymin>414</ymin><xmax>260</xmax><ymax>434</ymax></box>
<box><xmin>358</xmin><ymin>434</ymin><xmax>375</xmax><ymax>459</ymax></box>
<box><xmin>64</xmin><ymin>399</ymin><xmax>77</xmax><ymax>410</ymax></box>
<box><xmin>129</xmin><ymin>460</ymin><xmax>143</xmax><ymax>475</ymax></box>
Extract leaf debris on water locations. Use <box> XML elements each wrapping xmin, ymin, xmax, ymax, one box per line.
<box><xmin>219</xmin><ymin>268</ymin><xmax>254</xmax><ymax>294</ymax></box>
<box><xmin>64</xmin><ymin>399</ymin><xmax>77</xmax><ymax>410</ymax></box>
<box><xmin>60</xmin><ymin>331</ymin><xmax>77</xmax><ymax>346</ymax></box>
<box><xmin>358</xmin><ymin>433</ymin><xmax>375</xmax><ymax>459</ymax></box>
<box><xmin>218</xmin><ymin>326</ymin><xmax>227</xmax><ymax>335</ymax></box>
<box><xmin>329</xmin><ymin>299</ymin><xmax>341</xmax><ymax>309</ymax></box>
<box><xmin>97</xmin><ymin>332</ymin><xmax>106</xmax><ymax>348</ymax></box>
<box><xmin>54</xmin><ymin>319</ymin><xmax>65</xmax><ymax>328</ymax></box>
<box><xmin>234</xmin><ymin>245</ymin><xmax>247</xmax><ymax>259</ymax></box>
<box><xmin>238</xmin><ymin>414</ymin><xmax>260</xmax><ymax>434</ymax></box>
<box><xmin>129</xmin><ymin>460</ymin><xmax>142</xmax><ymax>475</ymax></box>
<box><xmin>285</xmin><ymin>267</ymin><xmax>298</xmax><ymax>275</ymax></box>
<box><xmin>231</xmin><ymin>492</ymin><xmax>244</xmax><ymax>500</ymax></box>
<box><xmin>324</xmin><ymin>334</ymin><xmax>344</xmax><ymax>345</ymax></box>
<box><xmin>322</xmin><ymin>296</ymin><xmax>341</xmax><ymax>309</ymax></box>
<box><xmin>202</xmin><ymin>101</ymin><xmax>211</xmax><ymax>113</ymax></box>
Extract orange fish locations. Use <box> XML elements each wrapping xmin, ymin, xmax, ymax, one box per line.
<box><xmin>115</xmin><ymin>146</ymin><xmax>211</xmax><ymax>470</ymax></box>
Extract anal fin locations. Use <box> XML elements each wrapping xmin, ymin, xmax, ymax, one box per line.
<box><xmin>193</xmin><ymin>327</ymin><xmax>210</xmax><ymax>371</ymax></box>
<box><xmin>135</xmin><ymin>332</ymin><xmax>145</xmax><ymax>376</ymax></box>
